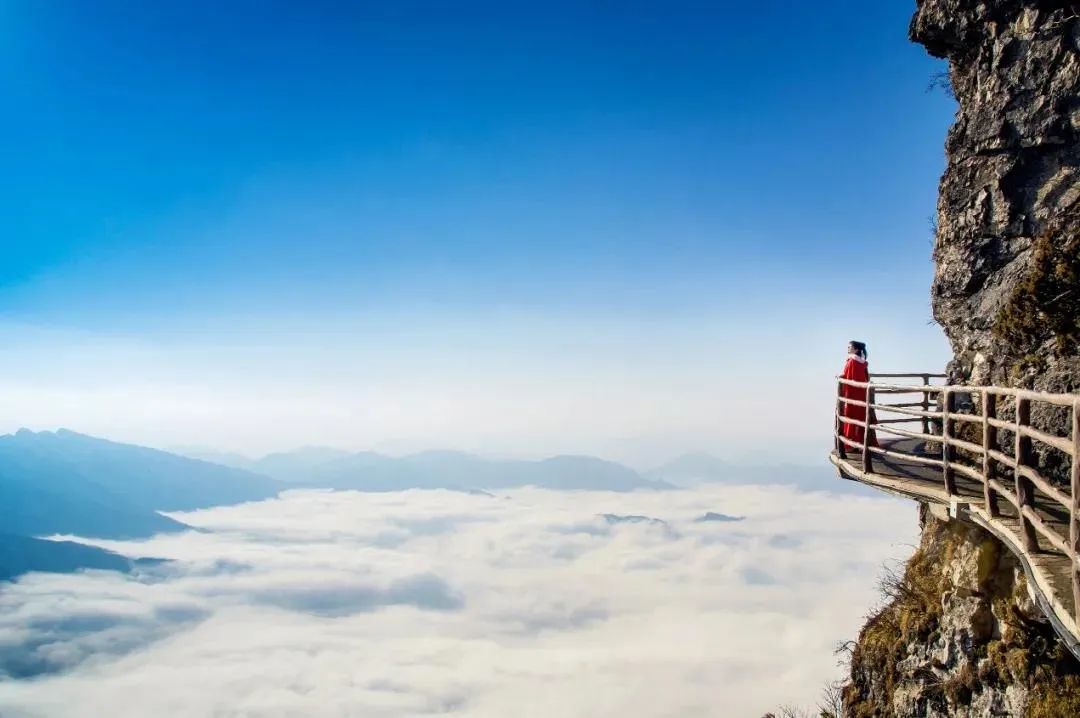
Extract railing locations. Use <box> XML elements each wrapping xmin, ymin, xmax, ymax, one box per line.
<box><xmin>833</xmin><ymin>372</ymin><xmax>1080</xmax><ymax>629</ymax></box>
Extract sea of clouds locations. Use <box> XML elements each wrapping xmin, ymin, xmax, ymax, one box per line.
<box><xmin>0</xmin><ymin>483</ymin><xmax>916</xmax><ymax>717</ymax></box>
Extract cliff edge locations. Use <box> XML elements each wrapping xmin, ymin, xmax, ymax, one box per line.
<box><xmin>840</xmin><ymin>2</ymin><xmax>1080</xmax><ymax>715</ymax></box>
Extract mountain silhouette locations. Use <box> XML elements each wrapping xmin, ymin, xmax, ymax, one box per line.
<box><xmin>1</xmin><ymin>429</ymin><xmax>280</xmax><ymax>514</ymax></box>
<box><xmin>238</xmin><ymin>447</ymin><xmax>670</xmax><ymax>492</ymax></box>
<box><xmin>4</xmin><ymin>430</ymin><xmax>674</xmax><ymax>580</ymax></box>
<box><xmin>251</xmin><ymin>446</ymin><xmax>355</xmax><ymax>483</ymax></box>
<box><xmin>648</xmin><ymin>452</ymin><xmax>877</xmax><ymax>496</ymax></box>
<box><xmin>0</xmin><ymin>429</ymin><xmax>286</xmax><ymax>580</ymax></box>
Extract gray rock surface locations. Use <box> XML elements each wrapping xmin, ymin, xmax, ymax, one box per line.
<box><xmin>842</xmin><ymin>507</ymin><xmax>1080</xmax><ymax>717</ymax></box>
<box><xmin>914</xmin><ymin>0</ymin><xmax>1080</xmax><ymax>399</ymax></box>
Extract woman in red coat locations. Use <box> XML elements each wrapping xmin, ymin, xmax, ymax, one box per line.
<box><xmin>840</xmin><ymin>341</ymin><xmax>876</xmax><ymax>447</ymax></box>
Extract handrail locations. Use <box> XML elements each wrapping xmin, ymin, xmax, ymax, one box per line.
<box><xmin>841</xmin><ymin>377</ymin><xmax>1080</xmax><ymax>407</ymax></box>
<box><xmin>871</xmin><ymin>372</ymin><xmax>948</xmax><ymax>379</ymax></box>
<box><xmin>833</xmin><ymin>371</ymin><xmax>1080</xmax><ymax>631</ymax></box>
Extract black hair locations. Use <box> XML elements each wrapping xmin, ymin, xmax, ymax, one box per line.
<box><xmin>849</xmin><ymin>340</ymin><xmax>868</xmax><ymax>358</ymax></box>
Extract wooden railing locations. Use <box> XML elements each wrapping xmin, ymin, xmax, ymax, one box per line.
<box><xmin>833</xmin><ymin>372</ymin><xmax>1080</xmax><ymax>629</ymax></box>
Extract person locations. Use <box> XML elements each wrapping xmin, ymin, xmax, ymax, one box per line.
<box><xmin>839</xmin><ymin>340</ymin><xmax>877</xmax><ymax>448</ymax></box>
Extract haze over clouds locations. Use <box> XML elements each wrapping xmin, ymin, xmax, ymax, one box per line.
<box><xmin>0</xmin><ymin>484</ymin><xmax>915</xmax><ymax>717</ymax></box>
<box><xmin>0</xmin><ymin>313</ymin><xmax>948</xmax><ymax>467</ymax></box>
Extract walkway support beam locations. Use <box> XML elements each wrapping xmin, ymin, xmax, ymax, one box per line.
<box><xmin>921</xmin><ymin>374</ymin><xmax>931</xmax><ymax>436</ymax></box>
<box><xmin>835</xmin><ymin>381</ymin><xmax>847</xmax><ymax>460</ymax></box>
<box><xmin>983</xmin><ymin>392</ymin><xmax>1000</xmax><ymax>517</ymax></box>
<box><xmin>863</xmin><ymin>386</ymin><xmax>875</xmax><ymax>473</ymax></box>
<box><xmin>1072</xmin><ymin>401</ymin><xmax>1080</xmax><ymax>628</ymax></box>
<box><xmin>1016</xmin><ymin>397</ymin><xmax>1039</xmax><ymax>552</ymax></box>
<box><xmin>942</xmin><ymin>389</ymin><xmax>957</xmax><ymax>496</ymax></box>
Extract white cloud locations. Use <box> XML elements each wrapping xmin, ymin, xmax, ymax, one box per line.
<box><xmin>0</xmin><ymin>484</ymin><xmax>916</xmax><ymax>717</ymax></box>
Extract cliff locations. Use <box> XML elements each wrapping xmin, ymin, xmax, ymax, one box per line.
<box><xmin>839</xmin><ymin>2</ymin><xmax>1080</xmax><ymax>715</ymax></box>
<box><xmin>843</xmin><ymin>506</ymin><xmax>1080</xmax><ymax>716</ymax></box>
<box><xmin>917</xmin><ymin>0</ymin><xmax>1080</xmax><ymax>396</ymax></box>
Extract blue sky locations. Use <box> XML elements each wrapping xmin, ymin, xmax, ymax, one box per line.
<box><xmin>0</xmin><ymin>1</ymin><xmax>954</xmax><ymax>464</ymax></box>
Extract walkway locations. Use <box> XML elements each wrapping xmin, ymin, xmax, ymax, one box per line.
<box><xmin>829</xmin><ymin>373</ymin><xmax>1080</xmax><ymax>657</ymax></box>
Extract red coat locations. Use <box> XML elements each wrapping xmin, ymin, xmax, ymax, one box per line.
<box><xmin>840</xmin><ymin>355</ymin><xmax>874</xmax><ymax>445</ymax></box>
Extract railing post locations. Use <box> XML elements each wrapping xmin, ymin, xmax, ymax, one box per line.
<box><xmin>921</xmin><ymin>374</ymin><xmax>931</xmax><ymax>437</ymax></box>
<box><xmin>942</xmin><ymin>388</ymin><xmax>956</xmax><ymax>495</ymax></box>
<box><xmin>835</xmin><ymin>379</ymin><xmax>847</xmax><ymax>459</ymax></box>
<box><xmin>1015</xmin><ymin>397</ymin><xmax>1039</xmax><ymax>552</ymax></box>
<box><xmin>1071</xmin><ymin>400</ymin><xmax>1080</xmax><ymax>628</ymax></box>
<box><xmin>983</xmin><ymin>391</ymin><xmax>999</xmax><ymax>517</ymax></box>
<box><xmin>863</xmin><ymin>384</ymin><xmax>875</xmax><ymax>473</ymax></box>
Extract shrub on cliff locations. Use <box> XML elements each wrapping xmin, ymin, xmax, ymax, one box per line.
<box><xmin>994</xmin><ymin>199</ymin><xmax>1080</xmax><ymax>368</ymax></box>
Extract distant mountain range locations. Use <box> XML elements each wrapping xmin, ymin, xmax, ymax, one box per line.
<box><xmin>201</xmin><ymin>445</ymin><xmax>866</xmax><ymax>495</ymax></box>
<box><xmin>218</xmin><ymin>446</ymin><xmax>671</xmax><ymax>492</ymax></box>
<box><xmin>2</xmin><ymin>430</ymin><xmax>669</xmax><ymax>581</ymax></box>
<box><xmin>3</xmin><ymin>429</ymin><xmax>868</xmax><ymax>581</ymax></box>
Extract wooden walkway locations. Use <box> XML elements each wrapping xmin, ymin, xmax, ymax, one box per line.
<box><xmin>830</xmin><ymin>373</ymin><xmax>1080</xmax><ymax>657</ymax></box>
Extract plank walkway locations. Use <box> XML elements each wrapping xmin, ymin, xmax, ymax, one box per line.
<box><xmin>831</xmin><ymin>438</ymin><xmax>1080</xmax><ymax>656</ymax></box>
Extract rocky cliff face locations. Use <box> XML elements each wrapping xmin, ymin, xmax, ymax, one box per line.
<box><xmin>843</xmin><ymin>507</ymin><xmax>1080</xmax><ymax>717</ymax></box>
<box><xmin>915</xmin><ymin>0</ymin><xmax>1080</xmax><ymax>394</ymax></box>
<box><xmin>839</xmin><ymin>2</ymin><xmax>1080</xmax><ymax>715</ymax></box>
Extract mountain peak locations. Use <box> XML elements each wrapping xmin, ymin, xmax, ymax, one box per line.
<box><xmin>10</xmin><ymin>427</ymin><xmax>89</xmax><ymax>441</ymax></box>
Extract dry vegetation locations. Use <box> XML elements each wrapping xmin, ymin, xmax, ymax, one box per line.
<box><xmin>994</xmin><ymin>201</ymin><xmax>1080</xmax><ymax>367</ymax></box>
<box><xmin>842</xmin><ymin>517</ymin><xmax>1080</xmax><ymax>717</ymax></box>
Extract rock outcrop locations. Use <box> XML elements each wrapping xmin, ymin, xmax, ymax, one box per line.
<box><xmin>839</xmin><ymin>2</ymin><xmax>1080</xmax><ymax>715</ymax></box>
<box><xmin>843</xmin><ymin>507</ymin><xmax>1080</xmax><ymax>716</ymax></box>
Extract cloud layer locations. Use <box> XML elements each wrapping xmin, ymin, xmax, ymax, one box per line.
<box><xmin>0</xmin><ymin>484</ymin><xmax>916</xmax><ymax>717</ymax></box>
